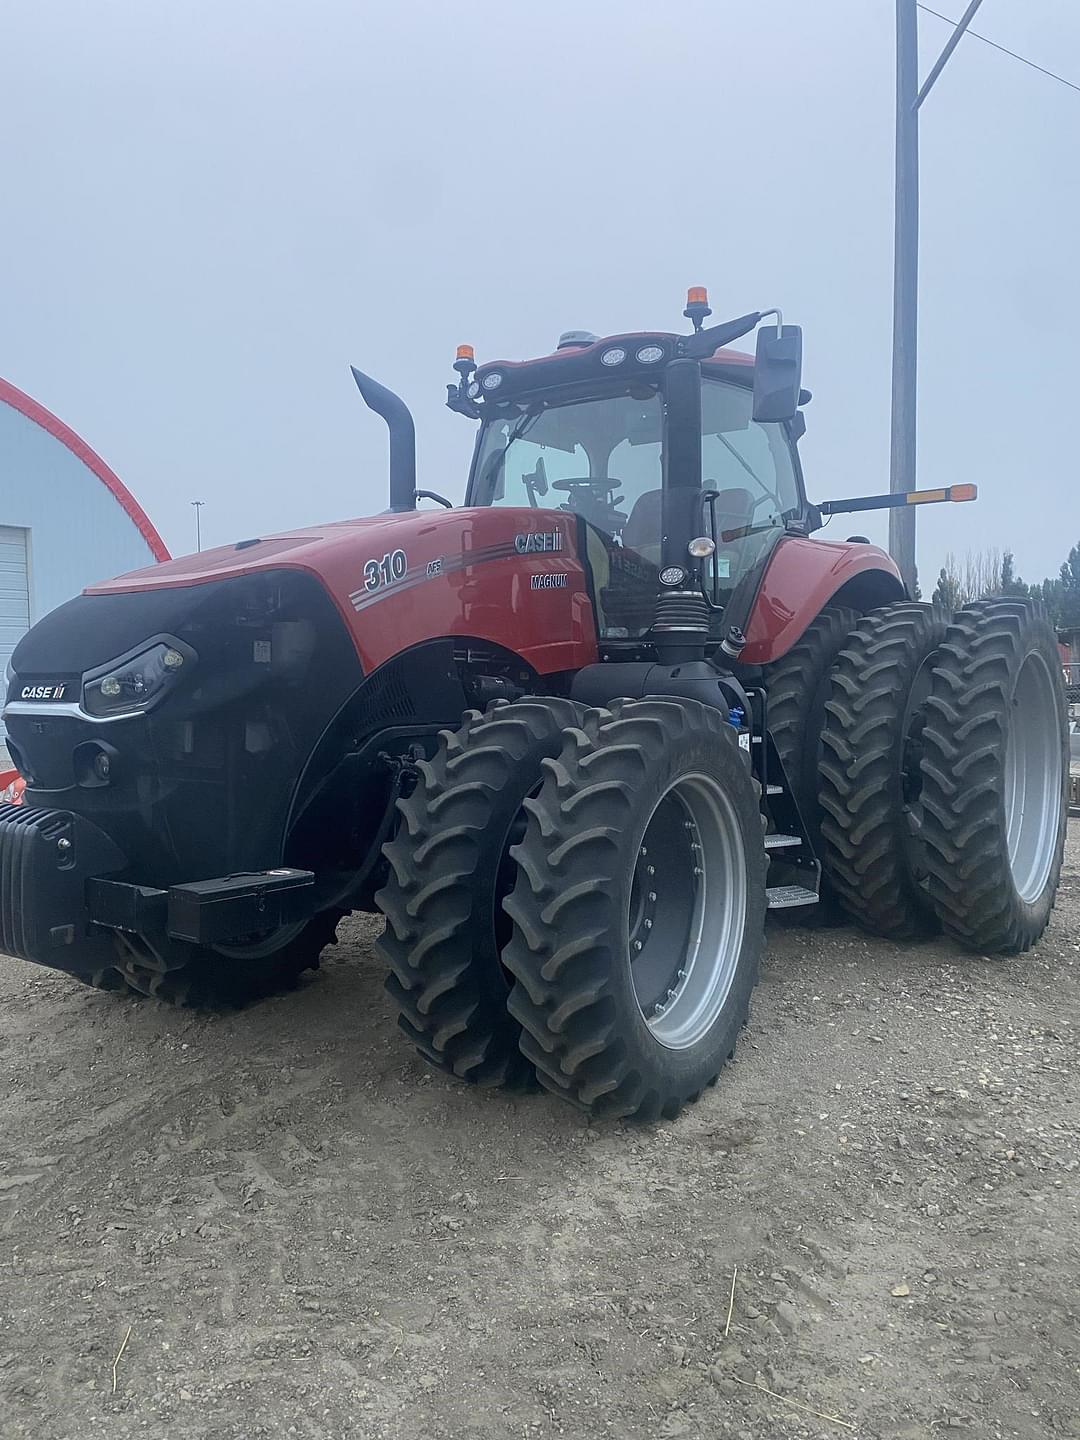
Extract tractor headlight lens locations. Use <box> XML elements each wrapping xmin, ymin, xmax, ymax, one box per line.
<box><xmin>636</xmin><ymin>345</ymin><xmax>665</xmax><ymax>364</ymax></box>
<box><xmin>688</xmin><ymin>536</ymin><xmax>716</xmax><ymax>559</ymax></box>
<box><xmin>481</xmin><ymin>372</ymin><xmax>503</xmax><ymax>391</ymax></box>
<box><xmin>467</xmin><ymin>381</ymin><xmax>481</xmax><ymax>399</ymax></box>
<box><xmin>600</xmin><ymin>347</ymin><xmax>627</xmax><ymax>367</ymax></box>
<box><xmin>82</xmin><ymin>641</ymin><xmax>190</xmax><ymax>719</ymax></box>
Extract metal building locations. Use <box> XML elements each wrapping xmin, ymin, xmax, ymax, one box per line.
<box><xmin>1</xmin><ymin>377</ymin><xmax>169</xmax><ymax>736</ymax></box>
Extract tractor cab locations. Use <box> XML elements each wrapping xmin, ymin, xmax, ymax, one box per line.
<box><xmin>448</xmin><ymin>291</ymin><xmax>808</xmax><ymax>648</ymax></box>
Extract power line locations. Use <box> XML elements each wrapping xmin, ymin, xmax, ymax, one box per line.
<box><xmin>916</xmin><ymin>4</ymin><xmax>1080</xmax><ymax>96</ymax></box>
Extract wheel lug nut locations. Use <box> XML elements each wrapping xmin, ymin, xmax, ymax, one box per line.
<box><xmin>647</xmin><ymin>865</ymin><xmax>655</xmax><ymax>876</ymax></box>
<box><xmin>634</xmin><ymin>940</ymin><xmax>643</xmax><ymax>951</ymax></box>
<box><xmin>644</xmin><ymin>919</ymin><xmax>653</xmax><ymax>930</ymax></box>
<box><xmin>648</xmin><ymin>891</ymin><xmax>657</xmax><ymax>902</ymax></box>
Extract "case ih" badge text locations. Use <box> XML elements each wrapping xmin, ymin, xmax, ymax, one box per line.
<box><xmin>21</xmin><ymin>685</ymin><xmax>66</xmax><ymax>701</ymax></box>
<box><xmin>515</xmin><ymin>531</ymin><xmax>563</xmax><ymax>554</ymax></box>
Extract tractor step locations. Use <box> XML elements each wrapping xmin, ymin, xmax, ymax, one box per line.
<box><xmin>766</xmin><ymin>884</ymin><xmax>820</xmax><ymax>910</ymax></box>
<box><xmin>764</xmin><ymin>833</ymin><xmax>801</xmax><ymax>850</ymax></box>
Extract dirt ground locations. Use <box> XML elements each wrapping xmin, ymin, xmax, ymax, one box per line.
<box><xmin>0</xmin><ymin>828</ymin><xmax>1077</xmax><ymax>1440</ymax></box>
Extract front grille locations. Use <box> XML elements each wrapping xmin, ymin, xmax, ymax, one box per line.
<box><xmin>352</xmin><ymin>666</ymin><xmax>416</xmax><ymax>730</ymax></box>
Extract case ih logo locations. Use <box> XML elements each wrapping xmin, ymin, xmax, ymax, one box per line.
<box><xmin>20</xmin><ymin>684</ymin><xmax>66</xmax><ymax>701</ymax></box>
<box><xmin>515</xmin><ymin>531</ymin><xmax>563</xmax><ymax>554</ymax></box>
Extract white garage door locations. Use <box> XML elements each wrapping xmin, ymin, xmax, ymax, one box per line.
<box><xmin>0</xmin><ymin>526</ymin><xmax>31</xmax><ymax>741</ymax></box>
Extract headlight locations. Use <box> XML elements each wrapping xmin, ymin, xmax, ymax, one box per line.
<box><xmin>82</xmin><ymin>641</ymin><xmax>190</xmax><ymax>719</ymax></box>
<box><xmin>636</xmin><ymin>344</ymin><xmax>665</xmax><ymax>364</ymax></box>
<box><xmin>481</xmin><ymin>371</ymin><xmax>503</xmax><ymax>391</ymax></box>
<box><xmin>600</xmin><ymin>347</ymin><xmax>627</xmax><ymax>367</ymax></box>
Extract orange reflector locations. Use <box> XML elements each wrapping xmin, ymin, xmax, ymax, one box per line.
<box><xmin>904</xmin><ymin>484</ymin><xmax>979</xmax><ymax>505</ymax></box>
<box><xmin>456</xmin><ymin>344</ymin><xmax>475</xmax><ymax>363</ymax></box>
<box><xmin>687</xmin><ymin>286</ymin><xmax>709</xmax><ymax>306</ymax></box>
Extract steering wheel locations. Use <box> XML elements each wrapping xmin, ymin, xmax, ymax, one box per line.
<box><xmin>550</xmin><ymin>478</ymin><xmax>628</xmax><ymax>532</ymax></box>
<box><xmin>551</xmin><ymin>477</ymin><xmax>623</xmax><ymax>495</ymax></box>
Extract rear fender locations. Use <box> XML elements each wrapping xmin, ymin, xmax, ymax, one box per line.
<box><xmin>742</xmin><ymin>537</ymin><xmax>906</xmax><ymax>664</ymax></box>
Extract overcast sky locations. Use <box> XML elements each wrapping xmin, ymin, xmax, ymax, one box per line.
<box><xmin>2</xmin><ymin>1</ymin><xmax>1077</xmax><ymax>591</ymax></box>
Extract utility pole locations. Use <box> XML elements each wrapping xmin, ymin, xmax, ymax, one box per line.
<box><xmin>889</xmin><ymin>0</ymin><xmax>985</xmax><ymax>593</ymax></box>
<box><xmin>191</xmin><ymin>500</ymin><xmax>205</xmax><ymax>552</ymax></box>
<box><xmin>888</xmin><ymin>0</ymin><xmax>920</xmax><ymax>592</ymax></box>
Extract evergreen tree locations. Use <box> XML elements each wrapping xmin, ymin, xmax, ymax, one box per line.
<box><xmin>1031</xmin><ymin>577</ymin><xmax>1065</xmax><ymax>627</ymax></box>
<box><xmin>932</xmin><ymin>566</ymin><xmax>959</xmax><ymax>611</ymax></box>
<box><xmin>999</xmin><ymin>550</ymin><xmax>1029</xmax><ymax>598</ymax></box>
<box><xmin>1059</xmin><ymin>542</ymin><xmax>1080</xmax><ymax>628</ymax></box>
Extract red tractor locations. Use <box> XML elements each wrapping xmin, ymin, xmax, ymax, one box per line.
<box><xmin>1</xmin><ymin>291</ymin><xmax>1068</xmax><ymax>1119</ymax></box>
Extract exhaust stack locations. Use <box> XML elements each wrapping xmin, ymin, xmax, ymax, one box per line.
<box><xmin>350</xmin><ymin>366</ymin><xmax>417</xmax><ymax>513</ymax></box>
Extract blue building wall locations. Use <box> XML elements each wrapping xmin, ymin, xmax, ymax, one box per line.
<box><xmin>0</xmin><ymin>397</ymin><xmax>160</xmax><ymax>624</ymax></box>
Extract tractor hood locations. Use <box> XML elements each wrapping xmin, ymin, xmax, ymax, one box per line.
<box><xmin>83</xmin><ymin>511</ymin><xmax>430</xmax><ymax>598</ymax></box>
<box><xmin>74</xmin><ymin>506</ymin><xmax>600</xmax><ymax>678</ymax></box>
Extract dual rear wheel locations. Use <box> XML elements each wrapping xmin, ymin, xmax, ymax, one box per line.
<box><xmin>816</xmin><ymin>599</ymin><xmax>1067</xmax><ymax>951</ymax></box>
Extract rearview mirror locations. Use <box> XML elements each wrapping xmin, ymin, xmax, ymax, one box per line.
<box><xmin>752</xmin><ymin>325</ymin><xmax>803</xmax><ymax>423</ymax></box>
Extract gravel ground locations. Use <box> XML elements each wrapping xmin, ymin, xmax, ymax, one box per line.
<box><xmin>0</xmin><ymin>825</ymin><xmax>1077</xmax><ymax>1440</ymax></box>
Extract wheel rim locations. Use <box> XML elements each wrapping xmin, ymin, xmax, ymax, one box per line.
<box><xmin>1004</xmin><ymin>651</ymin><xmax>1062</xmax><ymax>904</ymax></box>
<box><xmin>628</xmin><ymin>772</ymin><xmax>747</xmax><ymax>1051</ymax></box>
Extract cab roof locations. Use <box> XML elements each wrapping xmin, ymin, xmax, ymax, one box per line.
<box><xmin>472</xmin><ymin>332</ymin><xmax>754</xmax><ymax>404</ymax></box>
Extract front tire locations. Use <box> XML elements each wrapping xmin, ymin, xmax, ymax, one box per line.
<box><xmin>376</xmin><ymin>697</ymin><xmax>585</xmax><ymax>1088</ymax></box>
<box><xmin>503</xmin><ymin>699</ymin><xmax>766</xmax><ymax>1121</ymax></box>
<box><xmin>919</xmin><ymin>600</ymin><xmax>1068</xmax><ymax>954</ymax></box>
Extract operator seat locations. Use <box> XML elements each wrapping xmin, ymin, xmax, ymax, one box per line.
<box><xmin>620</xmin><ymin>490</ymin><xmax>663</xmax><ymax>564</ymax></box>
<box><xmin>620</xmin><ymin>487</ymin><xmax>756</xmax><ymax>566</ymax></box>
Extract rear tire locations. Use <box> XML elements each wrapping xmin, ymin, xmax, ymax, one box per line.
<box><xmin>764</xmin><ymin>606</ymin><xmax>858</xmax><ymax>920</ymax></box>
<box><xmin>503</xmin><ymin>698</ymin><xmax>766</xmax><ymax>1121</ymax></box>
<box><xmin>765</xmin><ymin>607</ymin><xmax>859</xmax><ymax>825</ymax></box>
<box><xmin>375</xmin><ymin>697</ymin><xmax>585</xmax><ymax>1088</ymax></box>
<box><xmin>818</xmin><ymin>603</ymin><xmax>948</xmax><ymax>939</ymax></box>
<box><xmin>919</xmin><ymin>600</ymin><xmax>1068</xmax><ymax>954</ymax></box>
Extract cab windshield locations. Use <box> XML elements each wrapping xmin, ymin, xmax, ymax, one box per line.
<box><xmin>472</xmin><ymin>377</ymin><xmax>802</xmax><ymax>634</ymax></box>
<box><xmin>474</xmin><ymin>380</ymin><xmax>800</xmax><ymax>552</ymax></box>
